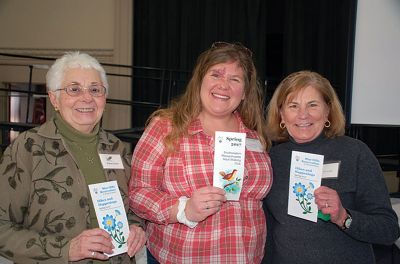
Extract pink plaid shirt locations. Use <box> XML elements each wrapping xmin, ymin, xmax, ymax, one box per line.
<box><xmin>129</xmin><ymin>113</ymin><xmax>272</xmax><ymax>263</ymax></box>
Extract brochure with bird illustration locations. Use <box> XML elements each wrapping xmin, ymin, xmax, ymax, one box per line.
<box><xmin>213</xmin><ymin>131</ymin><xmax>246</xmax><ymax>201</ymax></box>
<box><xmin>88</xmin><ymin>180</ymin><xmax>129</xmax><ymax>256</ymax></box>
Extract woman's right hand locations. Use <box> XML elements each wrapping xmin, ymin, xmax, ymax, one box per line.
<box><xmin>185</xmin><ymin>186</ymin><xmax>226</xmax><ymax>222</ymax></box>
<box><xmin>68</xmin><ymin>228</ymin><xmax>114</xmax><ymax>261</ymax></box>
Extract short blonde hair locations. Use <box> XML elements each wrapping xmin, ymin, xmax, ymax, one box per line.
<box><xmin>266</xmin><ymin>70</ymin><xmax>345</xmax><ymax>142</ymax></box>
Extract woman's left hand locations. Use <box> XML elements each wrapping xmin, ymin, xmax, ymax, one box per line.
<box><xmin>314</xmin><ymin>186</ymin><xmax>348</xmax><ymax>227</ymax></box>
<box><xmin>127</xmin><ymin>225</ymin><xmax>146</xmax><ymax>257</ymax></box>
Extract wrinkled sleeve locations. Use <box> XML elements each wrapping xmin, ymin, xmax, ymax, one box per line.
<box><xmin>0</xmin><ymin>134</ymin><xmax>70</xmax><ymax>264</ymax></box>
<box><xmin>129</xmin><ymin>119</ymin><xmax>178</xmax><ymax>225</ymax></box>
<box><xmin>345</xmin><ymin>142</ymin><xmax>400</xmax><ymax>245</ymax></box>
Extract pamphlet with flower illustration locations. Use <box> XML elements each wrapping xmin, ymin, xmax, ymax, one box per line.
<box><xmin>288</xmin><ymin>151</ymin><xmax>324</xmax><ymax>222</ymax></box>
<box><xmin>213</xmin><ymin>131</ymin><xmax>246</xmax><ymax>201</ymax></box>
<box><xmin>88</xmin><ymin>181</ymin><xmax>129</xmax><ymax>256</ymax></box>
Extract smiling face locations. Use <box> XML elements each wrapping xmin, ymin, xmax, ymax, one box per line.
<box><xmin>48</xmin><ymin>68</ymin><xmax>106</xmax><ymax>133</ymax></box>
<box><xmin>280</xmin><ymin>85</ymin><xmax>330</xmax><ymax>143</ymax></box>
<box><xmin>199</xmin><ymin>61</ymin><xmax>245</xmax><ymax>119</ymax></box>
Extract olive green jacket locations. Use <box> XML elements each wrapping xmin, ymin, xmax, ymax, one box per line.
<box><xmin>0</xmin><ymin>119</ymin><xmax>141</xmax><ymax>263</ymax></box>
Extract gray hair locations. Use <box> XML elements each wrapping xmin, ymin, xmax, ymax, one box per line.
<box><xmin>46</xmin><ymin>51</ymin><xmax>109</xmax><ymax>96</ymax></box>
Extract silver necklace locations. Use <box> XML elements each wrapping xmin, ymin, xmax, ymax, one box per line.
<box><xmin>72</xmin><ymin>142</ymin><xmax>95</xmax><ymax>165</ymax></box>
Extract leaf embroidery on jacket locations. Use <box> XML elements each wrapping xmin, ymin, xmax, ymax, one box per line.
<box><xmin>22</xmin><ymin>209</ymin><xmax>75</xmax><ymax>260</ymax></box>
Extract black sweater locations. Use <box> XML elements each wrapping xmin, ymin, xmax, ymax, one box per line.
<box><xmin>264</xmin><ymin>134</ymin><xmax>400</xmax><ymax>264</ymax></box>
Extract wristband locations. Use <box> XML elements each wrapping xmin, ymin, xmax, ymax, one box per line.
<box><xmin>176</xmin><ymin>196</ymin><xmax>198</xmax><ymax>228</ymax></box>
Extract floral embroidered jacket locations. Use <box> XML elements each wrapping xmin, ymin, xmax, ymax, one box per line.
<box><xmin>0</xmin><ymin>119</ymin><xmax>141</xmax><ymax>264</ymax></box>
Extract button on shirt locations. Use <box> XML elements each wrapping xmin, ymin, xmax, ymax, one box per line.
<box><xmin>129</xmin><ymin>113</ymin><xmax>272</xmax><ymax>263</ymax></box>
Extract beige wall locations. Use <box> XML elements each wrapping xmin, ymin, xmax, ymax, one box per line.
<box><xmin>0</xmin><ymin>0</ymin><xmax>133</xmax><ymax>131</ymax></box>
<box><xmin>384</xmin><ymin>171</ymin><xmax>400</xmax><ymax>194</ymax></box>
<box><xmin>0</xmin><ymin>0</ymin><xmax>114</xmax><ymax>49</ymax></box>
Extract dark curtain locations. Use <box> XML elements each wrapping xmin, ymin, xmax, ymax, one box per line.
<box><xmin>282</xmin><ymin>0</ymin><xmax>357</xmax><ymax>121</ymax></box>
<box><xmin>132</xmin><ymin>0</ymin><xmax>269</xmax><ymax>128</ymax></box>
<box><xmin>132</xmin><ymin>0</ymin><xmax>357</xmax><ymax>126</ymax></box>
<box><xmin>134</xmin><ymin>0</ymin><xmax>267</xmax><ymax>77</ymax></box>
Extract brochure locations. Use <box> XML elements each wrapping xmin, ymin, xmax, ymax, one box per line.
<box><xmin>287</xmin><ymin>151</ymin><xmax>324</xmax><ymax>222</ymax></box>
<box><xmin>88</xmin><ymin>181</ymin><xmax>129</xmax><ymax>256</ymax></box>
<box><xmin>213</xmin><ymin>131</ymin><xmax>246</xmax><ymax>201</ymax></box>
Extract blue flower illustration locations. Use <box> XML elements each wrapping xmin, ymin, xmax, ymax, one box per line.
<box><xmin>102</xmin><ymin>214</ymin><xmax>116</xmax><ymax>232</ymax></box>
<box><xmin>293</xmin><ymin>183</ymin><xmax>306</xmax><ymax>197</ymax></box>
<box><xmin>101</xmin><ymin>214</ymin><xmax>127</xmax><ymax>248</ymax></box>
<box><xmin>292</xmin><ymin>182</ymin><xmax>315</xmax><ymax>214</ymax></box>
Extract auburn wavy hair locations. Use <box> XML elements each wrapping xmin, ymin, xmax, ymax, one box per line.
<box><xmin>147</xmin><ymin>42</ymin><xmax>270</xmax><ymax>153</ymax></box>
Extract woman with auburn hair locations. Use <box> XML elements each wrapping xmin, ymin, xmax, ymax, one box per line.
<box><xmin>129</xmin><ymin>42</ymin><xmax>272</xmax><ymax>263</ymax></box>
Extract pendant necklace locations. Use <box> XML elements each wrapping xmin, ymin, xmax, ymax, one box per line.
<box><xmin>73</xmin><ymin>142</ymin><xmax>95</xmax><ymax>165</ymax></box>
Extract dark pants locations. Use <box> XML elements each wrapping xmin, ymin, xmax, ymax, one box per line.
<box><xmin>147</xmin><ymin>248</ymin><xmax>160</xmax><ymax>264</ymax></box>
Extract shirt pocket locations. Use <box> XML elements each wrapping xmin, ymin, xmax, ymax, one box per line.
<box><xmin>163</xmin><ymin>156</ymin><xmax>190</xmax><ymax>195</ymax></box>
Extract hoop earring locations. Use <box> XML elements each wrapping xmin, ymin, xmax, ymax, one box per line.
<box><xmin>279</xmin><ymin>122</ymin><xmax>286</xmax><ymax>129</ymax></box>
<box><xmin>324</xmin><ymin>120</ymin><xmax>331</xmax><ymax>128</ymax></box>
<box><xmin>54</xmin><ymin>107</ymin><xmax>59</xmax><ymax>112</ymax></box>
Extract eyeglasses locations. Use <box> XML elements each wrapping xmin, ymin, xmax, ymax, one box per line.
<box><xmin>211</xmin><ymin>41</ymin><xmax>253</xmax><ymax>57</ymax></box>
<box><xmin>56</xmin><ymin>84</ymin><xmax>107</xmax><ymax>97</ymax></box>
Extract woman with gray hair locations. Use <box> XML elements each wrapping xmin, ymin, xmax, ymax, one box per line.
<box><xmin>0</xmin><ymin>52</ymin><xmax>146</xmax><ymax>263</ymax></box>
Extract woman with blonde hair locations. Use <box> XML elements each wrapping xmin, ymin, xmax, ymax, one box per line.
<box><xmin>264</xmin><ymin>70</ymin><xmax>399</xmax><ymax>263</ymax></box>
